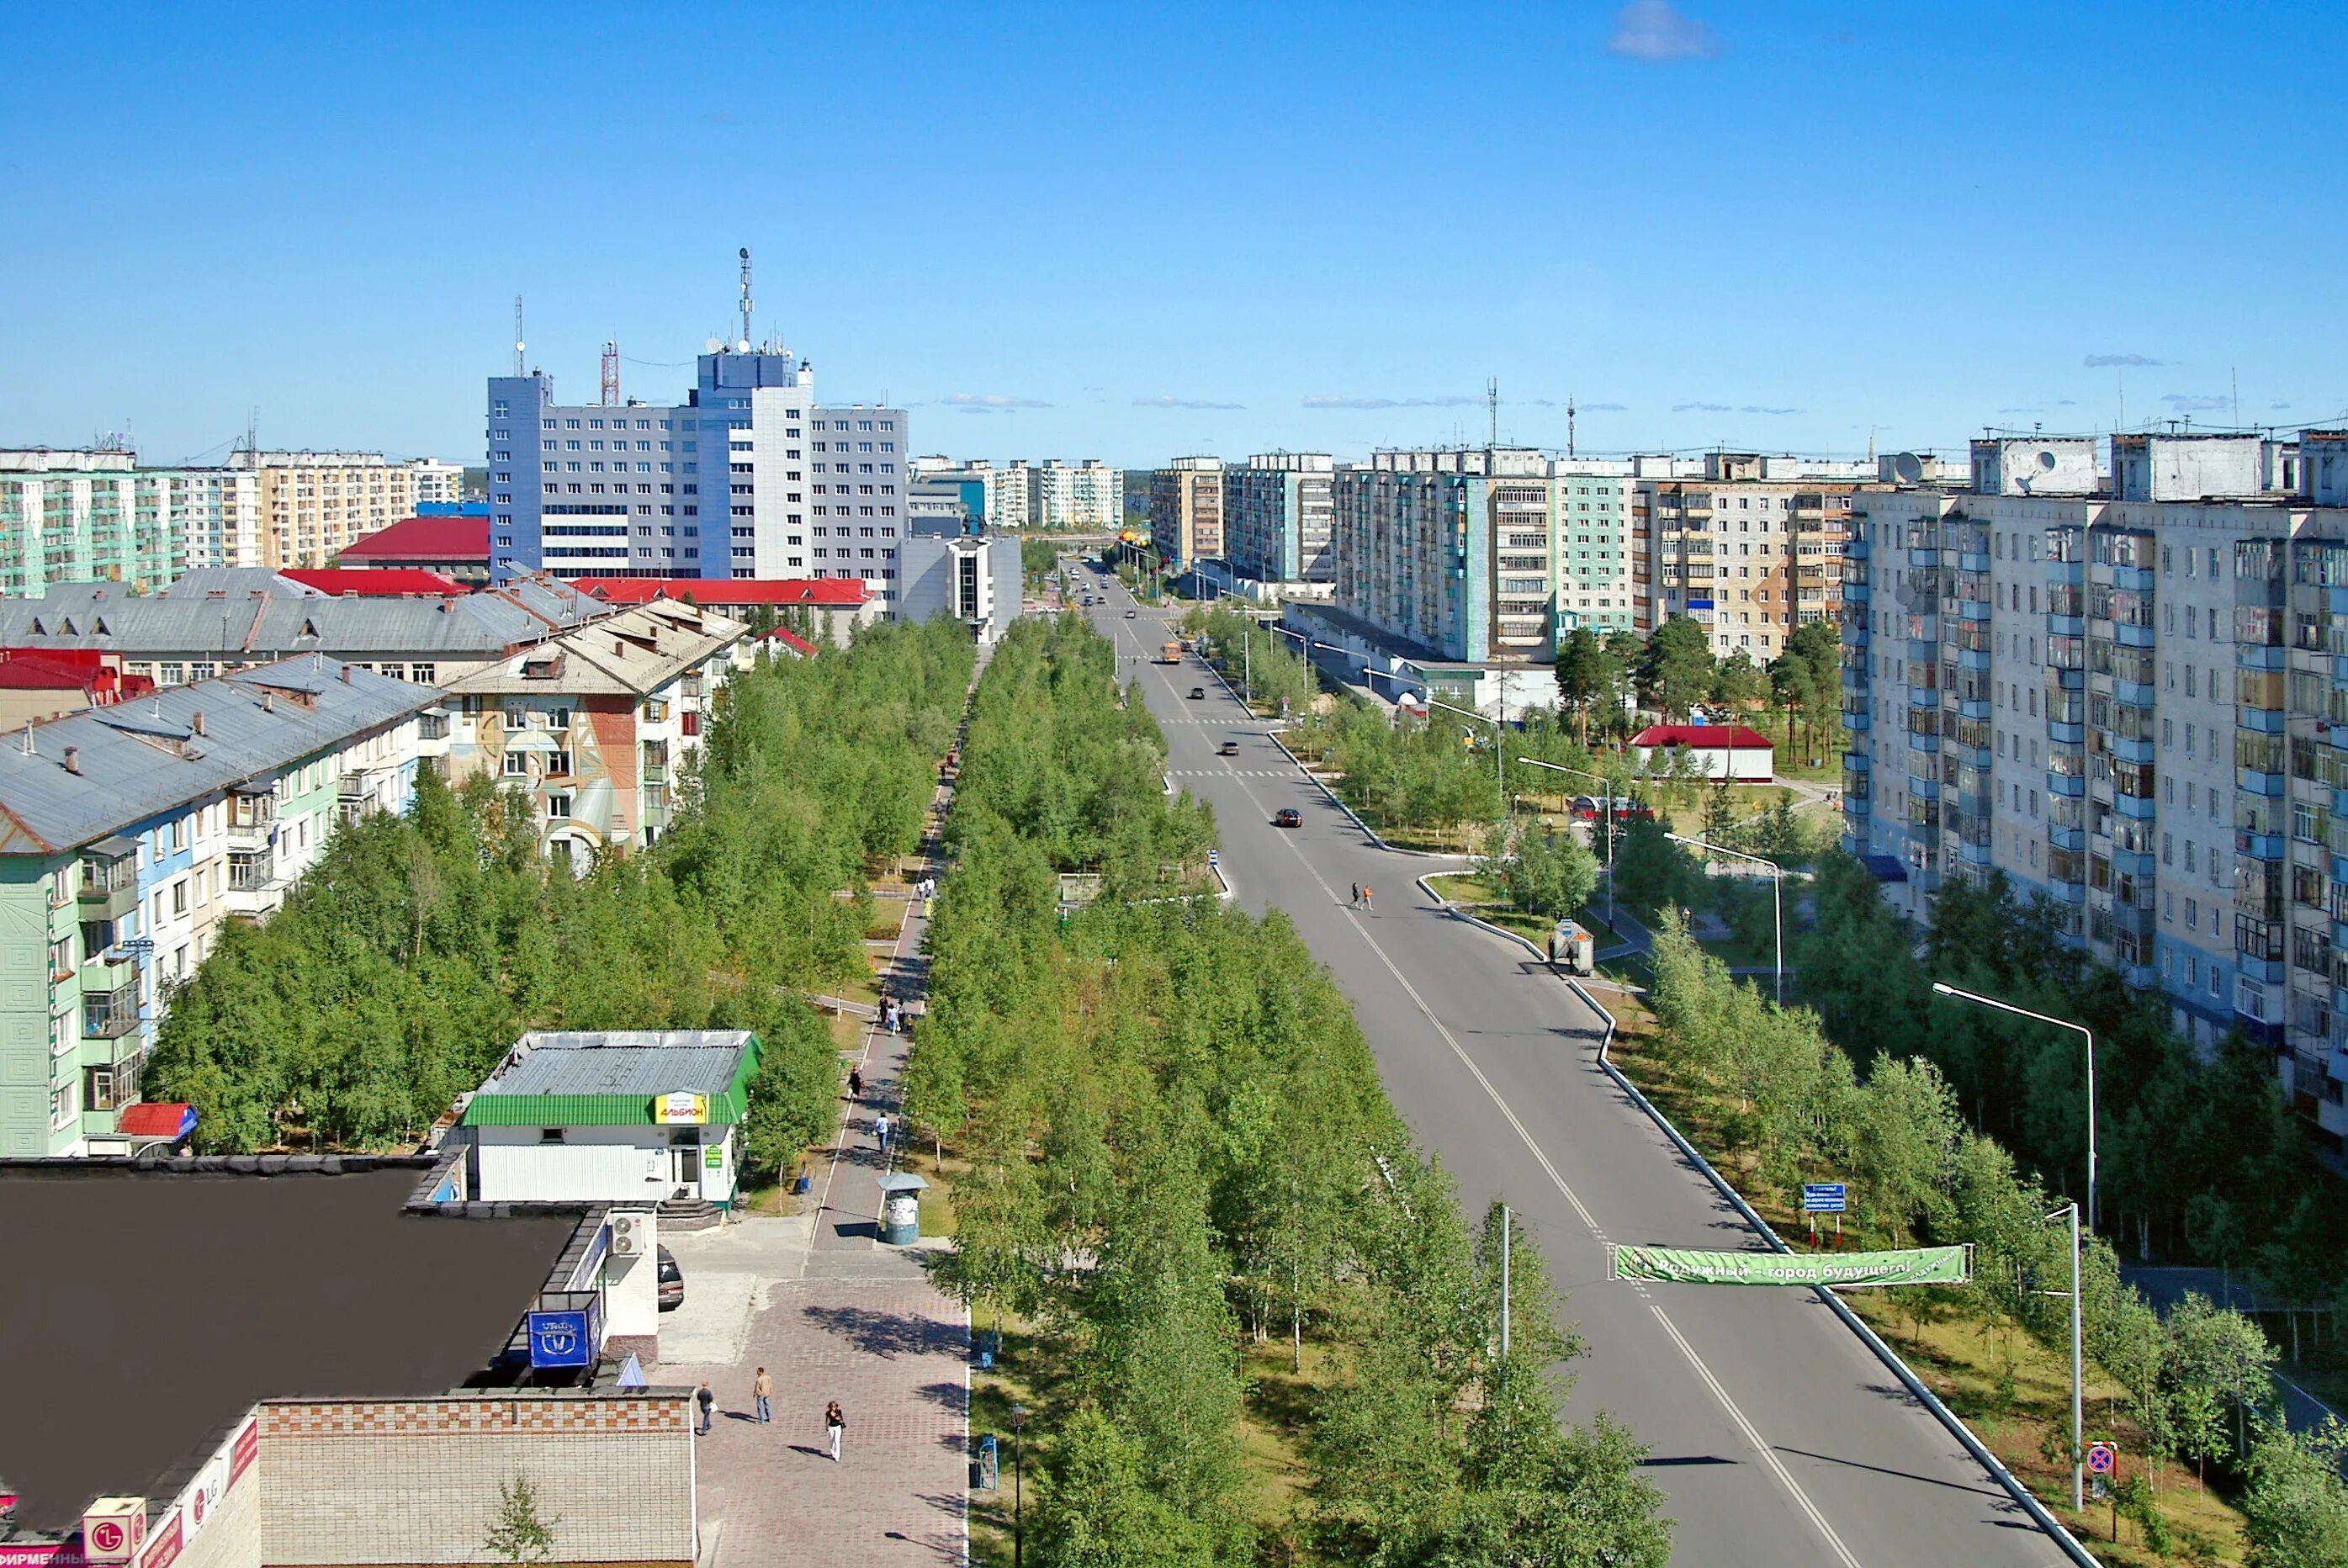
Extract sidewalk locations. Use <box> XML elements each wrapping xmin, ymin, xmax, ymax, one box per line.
<box><xmin>660</xmin><ymin>786</ymin><xmax>969</xmax><ymax>1566</ymax></box>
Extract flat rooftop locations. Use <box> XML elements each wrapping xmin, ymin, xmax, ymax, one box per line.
<box><xmin>0</xmin><ymin>1160</ymin><xmax>580</xmax><ymax>1534</ymax></box>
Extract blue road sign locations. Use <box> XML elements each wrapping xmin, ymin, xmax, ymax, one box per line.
<box><xmin>1802</xmin><ymin>1183</ymin><xmax>1847</xmax><ymax>1214</ymax></box>
<box><xmin>2086</xmin><ymin>1442</ymin><xmax>2116</xmax><ymax>1475</ymax></box>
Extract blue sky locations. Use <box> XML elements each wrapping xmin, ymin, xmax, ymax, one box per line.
<box><xmin>3</xmin><ymin>1</ymin><xmax>2340</xmax><ymax>470</ymax></box>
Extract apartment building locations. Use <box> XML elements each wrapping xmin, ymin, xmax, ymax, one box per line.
<box><xmin>0</xmin><ymin>569</ymin><xmax>608</xmax><ymax>688</ymax></box>
<box><xmin>1842</xmin><ymin>431</ymin><xmax>2348</xmax><ymax>1149</ymax></box>
<box><xmin>1031</xmin><ymin>459</ymin><xmax>1123</xmax><ymax>532</ymax></box>
<box><xmin>1222</xmin><ymin>453</ymin><xmax>1335</xmax><ymax>586</ymax></box>
<box><xmin>440</xmin><ymin>598</ymin><xmax>751</xmax><ymax>862</ymax></box>
<box><xmin>486</xmin><ymin>345</ymin><xmax>909</xmax><ymax>612</ymax></box>
<box><xmin>1553</xmin><ymin>462</ymin><xmax>1638</xmax><ymax>634</ymax></box>
<box><xmin>1635</xmin><ymin>452</ymin><xmax>1866</xmax><ymax>657</ymax></box>
<box><xmin>225</xmin><ymin>449</ymin><xmax>451</xmax><ymax>571</ymax></box>
<box><xmin>1148</xmin><ymin>458</ymin><xmax>1225</xmax><ymax>568</ymax></box>
<box><xmin>0</xmin><ymin>449</ymin><xmax>263</xmax><ymax>595</ymax></box>
<box><xmin>0</xmin><ymin>658</ymin><xmax>439</xmax><ymax>1157</ymax></box>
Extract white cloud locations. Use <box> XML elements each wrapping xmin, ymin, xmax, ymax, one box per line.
<box><xmin>1134</xmin><ymin>395</ymin><xmax>1244</xmax><ymax>411</ymax></box>
<box><xmin>1672</xmin><ymin>401</ymin><xmax>1731</xmax><ymax>414</ymax></box>
<box><xmin>945</xmin><ymin>392</ymin><xmax>1052</xmax><ymax>409</ymax></box>
<box><xmin>1301</xmin><ymin>395</ymin><xmax>1478</xmax><ymax>410</ymax></box>
<box><xmin>1582</xmin><ymin>402</ymin><xmax>1629</xmax><ymax>411</ymax></box>
<box><xmin>1607</xmin><ymin>0</ymin><xmax>1720</xmax><ymax>61</ymax></box>
<box><xmin>1741</xmin><ymin>405</ymin><xmax>1802</xmax><ymax>416</ymax></box>
<box><xmin>2160</xmin><ymin>394</ymin><xmax>2230</xmax><ymax>412</ymax></box>
<box><xmin>2083</xmin><ymin>353</ymin><xmax>2161</xmax><ymax>368</ymax></box>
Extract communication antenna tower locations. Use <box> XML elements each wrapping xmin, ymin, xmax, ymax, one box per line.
<box><xmin>1487</xmin><ymin>378</ymin><xmax>1498</xmax><ymax>448</ymax></box>
<box><xmin>513</xmin><ymin>296</ymin><xmax>526</xmax><ymax>377</ymax></box>
<box><xmin>601</xmin><ymin>341</ymin><xmax>621</xmax><ymax>406</ymax></box>
<box><xmin>1567</xmin><ymin>394</ymin><xmax>1577</xmax><ymax>458</ymax></box>
<box><xmin>738</xmin><ymin>248</ymin><xmax>754</xmax><ymax>349</ymax></box>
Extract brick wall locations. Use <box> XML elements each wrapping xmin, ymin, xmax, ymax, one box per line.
<box><xmin>257</xmin><ymin>1393</ymin><xmax>693</xmax><ymax>1565</ymax></box>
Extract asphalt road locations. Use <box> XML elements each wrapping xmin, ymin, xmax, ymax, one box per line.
<box><xmin>1063</xmin><ymin>569</ymin><xmax>2070</xmax><ymax>1568</ymax></box>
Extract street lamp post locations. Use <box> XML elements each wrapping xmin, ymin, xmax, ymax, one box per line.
<box><xmin>2043</xmin><ymin>1201</ymin><xmax>2085</xmax><ymax>1512</ymax></box>
<box><xmin>1425</xmin><ymin>696</ymin><xmax>1506</xmax><ymax>824</ymax></box>
<box><xmin>1515</xmin><ymin>756</ymin><xmax>1616</xmax><ymax>925</ymax></box>
<box><xmin>1665</xmin><ymin>832</ymin><xmax>1783</xmax><ymax>1004</ymax></box>
<box><xmin>1011</xmin><ymin>1402</ymin><xmax>1029</xmax><ymax>1568</ymax></box>
<box><xmin>1932</xmin><ymin>982</ymin><xmax>2097</xmax><ymax>1232</ymax></box>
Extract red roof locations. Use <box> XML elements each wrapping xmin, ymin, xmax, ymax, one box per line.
<box><xmin>337</xmin><ymin>515</ymin><xmax>491</xmax><ymax>563</ymax></box>
<box><xmin>284</xmin><ymin>569</ymin><xmax>467</xmax><ymax>597</ymax></box>
<box><xmin>0</xmin><ymin>650</ymin><xmax>153</xmax><ymax>701</ymax></box>
<box><xmin>1631</xmin><ymin>723</ymin><xmax>1774</xmax><ymax>750</ymax></box>
<box><xmin>570</xmin><ymin>576</ymin><xmax>872</xmax><ymax>607</ymax></box>
<box><xmin>757</xmin><ymin>627</ymin><xmax>818</xmax><ymax>655</ymax></box>
<box><xmin>117</xmin><ymin>1101</ymin><xmax>196</xmax><ymax>1140</ymax></box>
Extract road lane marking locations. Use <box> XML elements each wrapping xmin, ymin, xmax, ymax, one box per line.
<box><xmin>1649</xmin><ymin>1302</ymin><xmax>1864</xmax><ymax>1568</ymax></box>
<box><xmin>1179</xmin><ymin>730</ymin><xmax>1865</xmax><ymax>1568</ymax></box>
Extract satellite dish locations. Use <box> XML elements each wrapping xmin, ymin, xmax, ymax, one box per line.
<box><xmin>2036</xmin><ymin>448</ymin><xmax>2059</xmax><ymax>470</ymax></box>
<box><xmin>1892</xmin><ymin>452</ymin><xmax>1924</xmax><ymax>485</ymax></box>
<box><xmin>704</xmin><ymin>337</ymin><xmax>723</xmax><ymax>353</ymax></box>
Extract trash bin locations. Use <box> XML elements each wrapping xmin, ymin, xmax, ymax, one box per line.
<box><xmin>875</xmin><ymin>1172</ymin><xmax>928</xmax><ymax>1246</ymax></box>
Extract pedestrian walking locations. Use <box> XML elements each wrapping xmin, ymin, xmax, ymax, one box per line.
<box><xmin>1348</xmin><ymin>881</ymin><xmax>1360</xmax><ymax>909</ymax></box>
<box><xmin>847</xmin><ymin>1067</ymin><xmax>864</xmax><ymax>1102</ymax></box>
<box><xmin>874</xmin><ymin>1111</ymin><xmax>891</xmax><ymax>1158</ymax></box>
<box><xmin>696</xmin><ymin>1381</ymin><xmax>714</xmax><ymax>1434</ymax></box>
<box><xmin>825</xmin><ymin>1400</ymin><xmax>845</xmax><ymax>1462</ymax></box>
<box><xmin>1360</xmin><ymin>882</ymin><xmax>1374</xmax><ymax>914</ymax></box>
<box><xmin>753</xmin><ymin>1367</ymin><xmax>773</xmax><ymax>1423</ymax></box>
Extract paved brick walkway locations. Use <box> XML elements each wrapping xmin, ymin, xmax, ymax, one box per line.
<box><xmin>662</xmin><ymin>782</ymin><xmax>969</xmax><ymax>1566</ymax></box>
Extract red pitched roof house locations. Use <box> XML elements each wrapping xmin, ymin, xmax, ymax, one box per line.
<box><xmin>335</xmin><ymin>515</ymin><xmax>493</xmax><ymax>585</ymax></box>
<box><xmin>283</xmin><ymin>569</ymin><xmax>468</xmax><ymax>598</ymax></box>
<box><xmin>1630</xmin><ymin>723</ymin><xmax>1775</xmax><ymax>781</ymax></box>
<box><xmin>755</xmin><ymin>626</ymin><xmax>818</xmax><ymax>657</ymax></box>
<box><xmin>0</xmin><ymin>649</ymin><xmax>155</xmax><ymax>726</ymax></box>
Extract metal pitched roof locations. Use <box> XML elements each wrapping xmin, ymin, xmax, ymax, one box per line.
<box><xmin>444</xmin><ymin>601</ymin><xmax>747</xmax><ymax>699</ymax></box>
<box><xmin>0</xmin><ymin>573</ymin><xmax>610</xmax><ymax>660</ymax></box>
<box><xmin>0</xmin><ymin>658</ymin><xmax>438</xmax><ymax>856</ymax></box>
<box><xmin>461</xmin><ymin>1030</ymin><xmax>762</xmax><ymax>1126</ymax></box>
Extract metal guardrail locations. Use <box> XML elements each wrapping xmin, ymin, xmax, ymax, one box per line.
<box><xmin>1410</xmin><ymin>875</ymin><xmax>2102</xmax><ymax>1568</ymax></box>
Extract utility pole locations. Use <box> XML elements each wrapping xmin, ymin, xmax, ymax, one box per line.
<box><xmin>1499</xmin><ymin>1203</ymin><xmax>1512</xmax><ymax>1361</ymax></box>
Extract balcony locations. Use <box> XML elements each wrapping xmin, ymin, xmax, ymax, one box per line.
<box><xmin>77</xmin><ymin>839</ymin><xmax>140</xmax><ymax>923</ymax></box>
<box><xmin>82</xmin><ymin>982</ymin><xmax>140</xmax><ymax>1041</ymax></box>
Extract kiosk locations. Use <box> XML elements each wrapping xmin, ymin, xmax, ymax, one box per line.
<box><xmin>877</xmin><ymin>1172</ymin><xmax>928</xmax><ymax>1246</ymax></box>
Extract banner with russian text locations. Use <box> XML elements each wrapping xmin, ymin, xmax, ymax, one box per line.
<box><xmin>1609</xmin><ymin>1244</ymin><xmax>1969</xmax><ymax>1288</ymax></box>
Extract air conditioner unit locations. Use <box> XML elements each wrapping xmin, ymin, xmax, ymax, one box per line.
<box><xmin>610</xmin><ymin>1210</ymin><xmax>649</xmax><ymax>1258</ymax></box>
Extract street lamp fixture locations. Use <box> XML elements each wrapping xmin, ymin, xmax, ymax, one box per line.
<box><xmin>1666</xmin><ymin>832</ymin><xmax>1784</xmax><ymax>1005</ymax></box>
<box><xmin>1931</xmin><ymin>982</ymin><xmax>2097</xmax><ymax>1232</ymax></box>
<box><xmin>1011</xmin><ymin>1402</ymin><xmax>1029</xmax><ymax>1568</ymax></box>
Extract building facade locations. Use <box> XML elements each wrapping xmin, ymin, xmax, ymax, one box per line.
<box><xmin>895</xmin><ymin>532</ymin><xmax>1020</xmax><ymax>644</ymax></box>
<box><xmin>0</xmin><ymin>449</ymin><xmax>266</xmax><ymax>595</ymax></box>
<box><xmin>225</xmin><ymin>450</ymin><xmax>452</xmax><ymax>571</ymax></box>
<box><xmin>0</xmin><ymin>660</ymin><xmax>437</xmax><ymax>1157</ymax></box>
<box><xmin>1148</xmin><ymin>458</ymin><xmax>1225</xmax><ymax>568</ymax></box>
<box><xmin>1635</xmin><ymin>452</ymin><xmax>1863</xmax><ymax>659</ymax></box>
<box><xmin>486</xmin><ymin>345</ymin><xmax>909</xmax><ymax>612</ymax></box>
<box><xmin>1842</xmin><ymin>431</ymin><xmax>2348</xmax><ymax>1150</ymax></box>
<box><xmin>440</xmin><ymin>599</ymin><xmax>750</xmax><ymax>862</ymax></box>
<box><xmin>1222</xmin><ymin>453</ymin><xmax>1334</xmax><ymax>586</ymax></box>
<box><xmin>1031</xmin><ymin>459</ymin><xmax>1122</xmax><ymax>531</ymax></box>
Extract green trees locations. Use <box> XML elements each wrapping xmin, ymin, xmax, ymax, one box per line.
<box><xmin>1476</xmin><ymin>820</ymin><xmax>1600</xmax><ymax>922</ymax></box>
<box><xmin>1194</xmin><ymin>606</ymin><xmax>1313</xmax><ymax>716</ymax></box>
<box><xmin>147</xmin><ymin>621</ymin><xmax>973</xmax><ymax>1160</ymax></box>
<box><xmin>1553</xmin><ymin>628</ymin><xmax>1625</xmax><ymax>744</ymax></box>
<box><xmin>919</xmin><ymin>619</ymin><xmax>1668</xmax><ymax>1566</ymax></box>
<box><xmin>2241</xmin><ymin>1419</ymin><xmax>2348</xmax><ymax>1566</ymax></box>
<box><xmin>1636</xmin><ymin>617</ymin><xmax>1714</xmax><ymax>720</ymax></box>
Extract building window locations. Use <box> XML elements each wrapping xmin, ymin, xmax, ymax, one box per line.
<box><xmin>547</xmin><ymin>794</ymin><xmax>572</xmax><ymax>819</ymax></box>
<box><xmin>502</xmin><ymin>751</ymin><xmax>529</xmax><ymax>777</ymax></box>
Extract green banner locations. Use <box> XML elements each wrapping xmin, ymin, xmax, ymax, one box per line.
<box><xmin>1610</xmin><ymin>1244</ymin><xmax>1969</xmax><ymax>1288</ymax></box>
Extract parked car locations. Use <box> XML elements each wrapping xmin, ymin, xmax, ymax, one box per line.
<box><xmin>656</xmin><ymin>1245</ymin><xmax>684</xmax><ymax>1311</ymax></box>
<box><xmin>1568</xmin><ymin>795</ymin><xmax>1600</xmax><ymax>821</ymax></box>
<box><xmin>1217</xmin><ymin>740</ymin><xmax>1240</xmax><ymax>756</ymax></box>
<box><xmin>1189</xmin><ymin>686</ymin><xmax>1206</xmax><ymax>699</ymax></box>
<box><xmin>1273</xmin><ymin>808</ymin><xmax>1302</xmax><ymax>828</ymax></box>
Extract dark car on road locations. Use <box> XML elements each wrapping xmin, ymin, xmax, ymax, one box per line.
<box><xmin>1217</xmin><ymin>739</ymin><xmax>1240</xmax><ymax>756</ymax></box>
<box><xmin>657</xmin><ymin>1245</ymin><xmax>684</xmax><ymax>1311</ymax></box>
<box><xmin>1273</xmin><ymin>808</ymin><xmax>1302</xmax><ymax>828</ymax></box>
<box><xmin>1189</xmin><ymin>686</ymin><xmax>1206</xmax><ymax>699</ymax></box>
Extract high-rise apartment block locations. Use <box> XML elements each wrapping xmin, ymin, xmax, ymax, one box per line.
<box><xmin>1149</xmin><ymin>457</ymin><xmax>1225</xmax><ymax>568</ymax></box>
<box><xmin>1842</xmin><ymin>430</ymin><xmax>2348</xmax><ymax>1149</ymax></box>
<box><xmin>486</xmin><ymin>346</ymin><xmax>909</xmax><ymax>612</ymax></box>
<box><xmin>1223</xmin><ymin>453</ymin><xmax>1335</xmax><ymax>586</ymax></box>
<box><xmin>1</xmin><ymin>450</ymin><xmax>267</xmax><ymax>596</ymax></box>
<box><xmin>909</xmin><ymin>458</ymin><xmax>1123</xmax><ymax>532</ymax></box>
<box><xmin>1328</xmin><ymin>449</ymin><xmax>1641</xmax><ymax>663</ymax></box>
<box><xmin>225</xmin><ymin>448</ymin><xmax>449</xmax><ymax>570</ymax></box>
<box><xmin>1635</xmin><ymin>453</ymin><xmax>1866</xmax><ymax>659</ymax></box>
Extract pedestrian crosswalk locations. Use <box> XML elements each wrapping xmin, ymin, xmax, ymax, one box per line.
<box><xmin>1169</xmin><ymin>768</ymin><xmax>1294</xmax><ymax>778</ymax></box>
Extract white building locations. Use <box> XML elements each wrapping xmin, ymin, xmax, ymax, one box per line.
<box><xmin>455</xmin><ymin>1030</ymin><xmax>764</xmax><ymax>1207</ymax></box>
<box><xmin>1634</xmin><ymin>452</ymin><xmax>1866</xmax><ymax>655</ymax></box>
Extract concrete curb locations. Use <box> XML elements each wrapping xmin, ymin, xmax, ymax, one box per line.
<box><xmin>1411</xmin><ymin>875</ymin><xmax>2103</xmax><ymax>1568</ymax></box>
<box><xmin>1266</xmin><ymin>730</ymin><xmax>1466</xmax><ymax>860</ymax></box>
